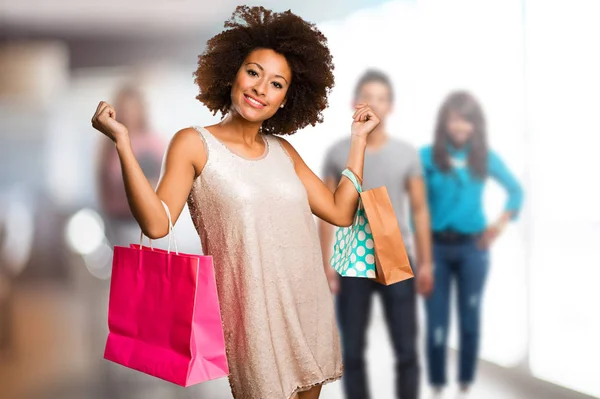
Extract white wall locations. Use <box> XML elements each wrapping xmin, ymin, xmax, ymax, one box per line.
<box><xmin>525</xmin><ymin>0</ymin><xmax>600</xmax><ymax>397</ymax></box>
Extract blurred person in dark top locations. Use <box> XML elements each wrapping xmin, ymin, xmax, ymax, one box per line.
<box><xmin>97</xmin><ymin>85</ymin><xmax>165</xmax><ymax>246</ymax></box>
<box><xmin>319</xmin><ymin>69</ymin><xmax>434</xmax><ymax>399</ymax></box>
<box><xmin>421</xmin><ymin>91</ymin><xmax>524</xmax><ymax>399</ymax></box>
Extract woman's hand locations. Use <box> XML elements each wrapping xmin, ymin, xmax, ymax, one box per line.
<box><xmin>478</xmin><ymin>212</ymin><xmax>513</xmax><ymax>249</ymax></box>
<box><xmin>350</xmin><ymin>103</ymin><xmax>380</xmax><ymax>139</ymax></box>
<box><xmin>91</xmin><ymin>101</ymin><xmax>129</xmax><ymax>145</ymax></box>
<box><xmin>478</xmin><ymin>224</ymin><xmax>502</xmax><ymax>249</ymax></box>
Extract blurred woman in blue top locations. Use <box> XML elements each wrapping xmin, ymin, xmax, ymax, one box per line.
<box><xmin>420</xmin><ymin>91</ymin><xmax>523</xmax><ymax>399</ymax></box>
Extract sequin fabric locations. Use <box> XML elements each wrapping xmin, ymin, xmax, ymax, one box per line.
<box><xmin>187</xmin><ymin>126</ymin><xmax>343</xmax><ymax>399</ymax></box>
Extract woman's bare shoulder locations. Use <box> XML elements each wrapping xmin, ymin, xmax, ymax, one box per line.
<box><xmin>166</xmin><ymin>127</ymin><xmax>207</xmax><ymax>175</ymax></box>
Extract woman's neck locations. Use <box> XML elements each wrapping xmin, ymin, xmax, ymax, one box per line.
<box><xmin>447</xmin><ymin>139</ymin><xmax>470</xmax><ymax>153</ymax></box>
<box><xmin>218</xmin><ymin>112</ymin><xmax>263</xmax><ymax>146</ymax></box>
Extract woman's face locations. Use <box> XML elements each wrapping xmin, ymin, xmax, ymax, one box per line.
<box><xmin>230</xmin><ymin>48</ymin><xmax>291</xmax><ymax>123</ymax></box>
<box><xmin>446</xmin><ymin>111</ymin><xmax>474</xmax><ymax>146</ymax></box>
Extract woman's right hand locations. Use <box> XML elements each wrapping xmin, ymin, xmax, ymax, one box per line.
<box><xmin>350</xmin><ymin>103</ymin><xmax>380</xmax><ymax>140</ymax></box>
<box><xmin>91</xmin><ymin>101</ymin><xmax>129</xmax><ymax>144</ymax></box>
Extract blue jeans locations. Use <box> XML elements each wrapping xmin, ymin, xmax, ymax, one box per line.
<box><xmin>336</xmin><ymin>271</ymin><xmax>419</xmax><ymax>399</ymax></box>
<box><xmin>426</xmin><ymin>237</ymin><xmax>490</xmax><ymax>387</ymax></box>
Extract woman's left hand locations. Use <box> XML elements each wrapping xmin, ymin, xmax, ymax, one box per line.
<box><xmin>351</xmin><ymin>103</ymin><xmax>380</xmax><ymax>139</ymax></box>
<box><xmin>478</xmin><ymin>224</ymin><xmax>502</xmax><ymax>249</ymax></box>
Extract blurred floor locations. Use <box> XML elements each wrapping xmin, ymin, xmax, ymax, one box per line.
<box><xmin>0</xmin><ymin>280</ymin><xmax>596</xmax><ymax>399</ymax></box>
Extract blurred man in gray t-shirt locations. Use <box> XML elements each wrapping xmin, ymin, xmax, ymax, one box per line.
<box><xmin>319</xmin><ymin>70</ymin><xmax>433</xmax><ymax>399</ymax></box>
<box><xmin>323</xmin><ymin>137</ymin><xmax>420</xmax><ymax>247</ymax></box>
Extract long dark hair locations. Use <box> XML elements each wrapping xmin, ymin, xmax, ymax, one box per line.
<box><xmin>433</xmin><ymin>91</ymin><xmax>488</xmax><ymax>179</ymax></box>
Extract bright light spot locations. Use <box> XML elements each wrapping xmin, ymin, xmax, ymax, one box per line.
<box><xmin>83</xmin><ymin>242</ymin><xmax>113</xmax><ymax>280</ymax></box>
<box><xmin>65</xmin><ymin>209</ymin><xmax>105</xmax><ymax>255</ymax></box>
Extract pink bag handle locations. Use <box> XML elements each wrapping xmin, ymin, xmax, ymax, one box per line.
<box><xmin>138</xmin><ymin>200</ymin><xmax>179</xmax><ymax>255</ymax></box>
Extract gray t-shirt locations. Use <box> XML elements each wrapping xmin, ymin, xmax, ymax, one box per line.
<box><xmin>322</xmin><ymin>137</ymin><xmax>422</xmax><ymax>252</ymax></box>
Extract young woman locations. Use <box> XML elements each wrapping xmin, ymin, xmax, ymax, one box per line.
<box><xmin>91</xmin><ymin>6</ymin><xmax>380</xmax><ymax>399</ymax></box>
<box><xmin>421</xmin><ymin>91</ymin><xmax>524</xmax><ymax>399</ymax></box>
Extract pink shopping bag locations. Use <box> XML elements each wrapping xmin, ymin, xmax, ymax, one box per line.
<box><xmin>104</xmin><ymin>202</ymin><xmax>229</xmax><ymax>386</ymax></box>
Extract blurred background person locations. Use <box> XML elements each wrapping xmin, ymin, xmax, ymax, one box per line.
<box><xmin>420</xmin><ymin>91</ymin><xmax>524</xmax><ymax>399</ymax></box>
<box><xmin>92</xmin><ymin>84</ymin><xmax>171</xmax><ymax>398</ymax></box>
<box><xmin>96</xmin><ymin>85</ymin><xmax>165</xmax><ymax>247</ymax></box>
<box><xmin>319</xmin><ymin>69</ymin><xmax>434</xmax><ymax>399</ymax></box>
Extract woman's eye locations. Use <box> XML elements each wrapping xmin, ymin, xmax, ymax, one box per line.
<box><xmin>247</xmin><ymin>70</ymin><xmax>258</xmax><ymax>77</ymax></box>
<box><xmin>273</xmin><ymin>82</ymin><xmax>283</xmax><ymax>89</ymax></box>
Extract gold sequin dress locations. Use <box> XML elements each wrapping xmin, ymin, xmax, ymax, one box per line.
<box><xmin>187</xmin><ymin>126</ymin><xmax>343</xmax><ymax>399</ymax></box>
